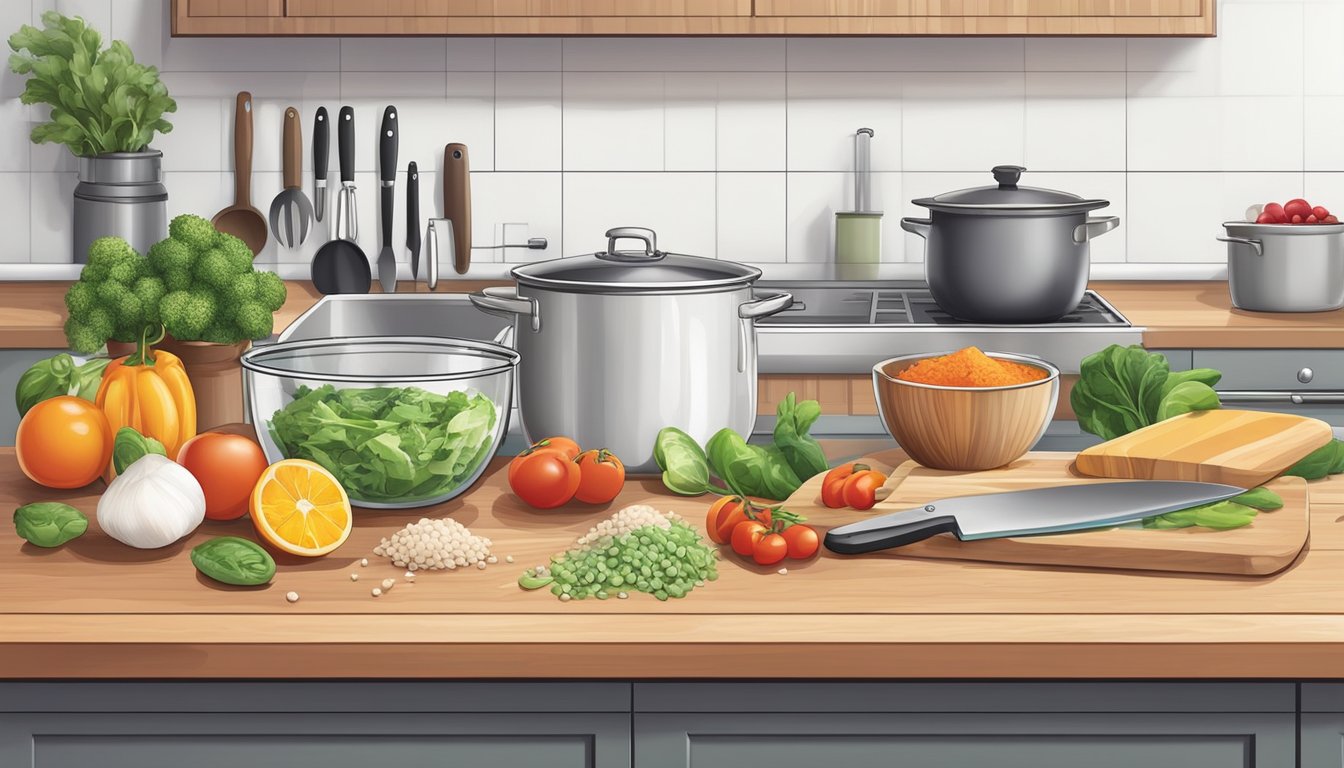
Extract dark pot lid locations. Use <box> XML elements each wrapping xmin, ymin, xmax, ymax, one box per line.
<box><xmin>913</xmin><ymin>165</ymin><xmax>1110</xmax><ymax>215</ymax></box>
<box><xmin>512</xmin><ymin>227</ymin><xmax>761</xmax><ymax>294</ymax></box>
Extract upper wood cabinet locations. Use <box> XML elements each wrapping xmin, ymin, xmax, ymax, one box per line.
<box><xmin>172</xmin><ymin>0</ymin><xmax>1213</xmax><ymax>36</ymax></box>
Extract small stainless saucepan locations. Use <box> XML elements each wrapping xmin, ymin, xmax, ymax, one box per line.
<box><xmin>1219</xmin><ymin>222</ymin><xmax>1344</xmax><ymax>312</ymax></box>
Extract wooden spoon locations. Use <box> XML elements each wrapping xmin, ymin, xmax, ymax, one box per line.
<box><xmin>213</xmin><ymin>91</ymin><xmax>268</xmax><ymax>256</ymax></box>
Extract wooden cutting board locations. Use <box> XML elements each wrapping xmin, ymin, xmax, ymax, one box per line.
<box><xmin>1075</xmin><ymin>409</ymin><xmax>1333</xmax><ymax>489</ymax></box>
<box><xmin>782</xmin><ymin>451</ymin><xmax>1309</xmax><ymax>576</ymax></box>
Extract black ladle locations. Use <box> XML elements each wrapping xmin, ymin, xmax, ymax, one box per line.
<box><xmin>311</xmin><ymin>105</ymin><xmax>371</xmax><ymax>294</ymax></box>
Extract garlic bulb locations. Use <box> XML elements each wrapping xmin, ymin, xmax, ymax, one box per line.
<box><xmin>97</xmin><ymin>454</ymin><xmax>206</xmax><ymax>549</ymax></box>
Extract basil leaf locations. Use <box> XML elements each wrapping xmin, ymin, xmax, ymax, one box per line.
<box><xmin>191</xmin><ymin>536</ymin><xmax>276</xmax><ymax>586</ymax></box>
<box><xmin>772</xmin><ymin>393</ymin><xmax>829</xmax><ymax>482</ymax></box>
<box><xmin>1144</xmin><ymin>501</ymin><xmax>1258</xmax><ymax>531</ymax></box>
<box><xmin>1283</xmin><ymin>440</ymin><xmax>1342</xmax><ymax>480</ymax></box>
<box><xmin>14</xmin><ymin>502</ymin><xmax>88</xmax><ymax>547</ymax></box>
<box><xmin>1155</xmin><ymin>381</ymin><xmax>1221</xmax><ymax>421</ymax></box>
<box><xmin>1230</xmin><ymin>487</ymin><xmax>1283</xmax><ymax>511</ymax></box>
<box><xmin>112</xmin><ymin>426</ymin><xmax>167</xmax><ymax>474</ymax></box>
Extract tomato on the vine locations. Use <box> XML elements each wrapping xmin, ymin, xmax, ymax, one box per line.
<box><xmin>731</xmin><ymin>520</ymin><xmax>768</xmax><ymax>557</ymax></box>
<box><xmin>842</xmin><ymin>469</ymin><xmax>887</xmax><ymax>510</ymax></box>
<box><xmin>781</xmin><ymin>524</ymin><xmax>820</xmax><ymax>559</ymax></box>
<box><xmin>821</xmin><ymin>463</ymin><xmax>868</xmax><ymax>508</ymax></box>
<box><xmin>752</xmin><ymin>533</ymin><xmax>789</xmax><ymax>565</ymax></box>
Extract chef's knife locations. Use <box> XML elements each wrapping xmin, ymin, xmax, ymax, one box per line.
<box><xmin>407</xmin><ymin>161</ymin><xmax>420</xmax><ymax>281</ymax></box>
<box><xmin>313</xmin><ymin>107</ymin><xmax>328</xmax><ymax>223</ymax></box>
<box><xmin>377</xmin><ymin>105</ymin><xmax>398</xmax><ymax>293</ymax></box>
<box><xmin>824</xmin><ymin>481</ymin><xmax>1246</xmax><ymax>555</ymax></box>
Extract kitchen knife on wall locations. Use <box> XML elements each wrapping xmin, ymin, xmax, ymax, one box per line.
<box><xmin>377</xmin><ymin>105</ymin><xmax>399</xmax><ymax>293</ymax></box>
<box><xmin>443</xmin><ymin>143</ymin><xmax>471</xmax><ymax>274</ymax></box>
<box><xmin>824</xmin><ymin>481</ymin><xmax>1246</xmax><ymax>555</ymax></box>
<box><xmin>313</xmin><ymin>106</ymin><xmax>329</xmax><ymax>223</ymax></box>
<box><xmin>407</xmin><ymin>161</ymin><xmax>420</xmax><ymax>281</ymax></box>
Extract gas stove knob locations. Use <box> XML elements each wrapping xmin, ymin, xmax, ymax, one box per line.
<box><xmin>1298</xmin><ymin>367</ymin><xmax>1314</xmax><ymax>384</ymax></box>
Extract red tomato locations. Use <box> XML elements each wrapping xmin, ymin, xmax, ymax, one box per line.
<box><xmin>176</xmin><ymin>432</ymin><xmax>270</xmax><ymax>520</ymax></box>
<box><xmin>731</xmin><ymin>520</ymin><xmax>768</xmax><ymax>557</ymax></box>
<box><xmin>507</xmin><ymin>436</ymin><xmax>581</xmax><ymax>486</ymax></box>
<box><xmin>1264</xmin><ymin>202</ymin><xmax>1286</xmax><ymax>222</ymax></box>
<box><xmin>1255</xmin><ymin>212</ymin><xmax>1276</xmax><ymax>224</ymax></box>
<box><xmin>1314</xmin><ymin>206</ymin><xmax>1331</xmax><ymax>219</ymax></box>
<box><xmin>1285</xmin><ymin>198</ymin><xmax>1312</xmax><ymax>220</ymax></box>
<box><xmin>752</xmin><ymin>533</ymin><xmax>789</xmax><ymax>565</ymax></box>
<box><xmin>821</xmin><ymin>463</ymin><xmax>868</xmax><ymax>508</ymax></box>
<box><xmin>782</xmin><ymin>524</ymin><xmax>821</xmax><ymax>560</ymax></box>
<box><xmin>1292</xmin><ymin>214</ymin><xmax>1304</xmax><ymax>224</ymax></box>
<box><xmin>707</xmin><ymin>496</ymin><xmax>748</xmax><ymax>544</ymax></box>
<box><xmin>1327</xmin><ymin>215</ymin><xmax>1340</xmax><ymax>224</ymax></box>
<box><xmin>573</xmin><ymin>448</ymin><xmax>625</xmax><ymax>504</ymax></box>
<box><xmin>842</xmin><ymin>469</ymin><xmax>888</xmax><ymax>511</ymax></box>
<box><xmin>1308</xmin><ymin>214</ymin><xmax>1320</xmax><ymax>223</ymax></box>
<box><xmin>509</xmin><ymin>450</ymin><xmax>580</xmax><ymax>509</ymax></box>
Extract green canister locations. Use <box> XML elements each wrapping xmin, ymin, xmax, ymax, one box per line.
<box><xmin>834</xmin><ymin>128</ymin><xmax>881</xmax><ymax>279</ymax></box>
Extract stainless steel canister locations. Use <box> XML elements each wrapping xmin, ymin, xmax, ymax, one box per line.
<box><xmin>1219</xmin><ymin>222</ymin><xmax>1344</xmax><ymax>312</ymax></box>
<box><xmin>73</xmin><ymin>150</ymin><xmax>168</xmax><ymax>262</ymax></box>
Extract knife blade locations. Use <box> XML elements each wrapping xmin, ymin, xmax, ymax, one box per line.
<box><xmin>313</xmin><ymin>106</ymin><xmax>328</xmax><ymax>223</ymax></box>
<box><xmin>377</xmin><ymin>105</ymin><xmax>398</xmax><ymax>293</ymax></box>
<box><xmin>824</xmin><ymin>481</ymin><xmax>1246</xmax><ymax>555</ymax></box>
<box><xmin>406</xmin><ymin>161</ymin><xmax>420</xmax><ymax>281</ymax></box>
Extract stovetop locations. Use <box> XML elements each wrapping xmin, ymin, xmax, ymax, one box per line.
<box><xmin>756</xmin><ymin>281</ymin><xmax>1130</xmax><ymax>328</ymax></box>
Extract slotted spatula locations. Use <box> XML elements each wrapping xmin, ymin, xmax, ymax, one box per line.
<box><xmin>269</xmin><ymin>106</ymin><xmax>314</xmax><ymax>248</ymax></box>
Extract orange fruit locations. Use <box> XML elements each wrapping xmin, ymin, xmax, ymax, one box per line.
<box><xmin>16</xmin><ymin>396</ymin><xmax>113</xmax><ymax>489</ymax></box>
<box><xmin>249</xmin><ymin>459</ymin><xmax>352</xmax><ymax>557</ymax></box>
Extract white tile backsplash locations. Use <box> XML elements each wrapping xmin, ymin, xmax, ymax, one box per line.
<box><xmin>3</xmin><ymin>1</ymin><xmax>1332</xmax><ymax>272</ymax></box>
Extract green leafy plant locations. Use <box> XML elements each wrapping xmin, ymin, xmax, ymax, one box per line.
<box><xmin>268</xmin><ymin>384</ymin><xmax>498</xmax><ymax>503</ymax></box>
<box><xmin>14</xmin><ymin>353</ymin><xmax>109</xmax><ymax>416</ymax></box>
<box><xmin>13</xmin><ymin>502</ymin><xmax>88</xmax><ymax>547</ymax></box>
<box><xmin>8</xmin><ymin>11</ymin><xmax>176</xmax><ymax>156</ymax></box>
<box><xmin>706</xmin><ymin>427</ymin><xmax>801</xmax><ymax>502</ymax></box>
<box><xmin>1071</xmin><ymin>345</ymin><xmax>1223</xmax><ymax>441</ymax></box>
<box><xmin>772</xmin><ymin>393</ymin><xmax>828</xmax><ymax>482</ymax></box>
<box><xmin>654</xmin><ymin>427</ymin><xmax>714</xmax><ymax>496</ymax></box>
<box><xmin>191</xmin><ymin>536</ymin><xmax>276</xmax><ymax>586</ymax></box>
<box><xmin>1283</xmin><ymin>439</ymin><xmax>1344</xmax><ymax>480</ymax></box>
<box><xmin>111</xmin><ymin>426</ymin><xmax>166</xmax><ymax>475</ymax></box>
<box><xmin>62</xmin><ymin>215</ymin><xmax>287</xmax><ymax>353</ymax></box>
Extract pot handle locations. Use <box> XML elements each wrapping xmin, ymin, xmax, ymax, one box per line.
<box><xmin>900</xmin><ymin>217</ymin><xmax>932</xmax><ymax>239</ymax></box>
<box><xmin>1073</xmin><ymin>216</ymin><xmax>1120</xmax><ymax>244</ymax></box>
<box><xmin>469</xmin><ymin>286</ymin><xmax>540</xmax><ymax>332</ymax></box>
<box><xmin>739</xmin><ymin>290</ymin><xmax>795</xmax><ymax>319</ymax></box>
<box><xmin>1217</xmin><ymin>235</ymin><xmax>1263</xmax><ymax>257</ymax></box>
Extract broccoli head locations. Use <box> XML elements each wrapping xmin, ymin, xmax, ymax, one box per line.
<box><xmin>255</xmin><ymin>270</ymin><xmax>287</xmax><ymax>312</ymax></box>
<box><xmin>160</xmin><ymin>290</ymin><xmax>216</xmax><ymax>340</ymax></box>
<box><xmin>222</xmin><ymin>271</ymin><xmax>260</xmax><ymax>307</ymax></box>
<box><xmin>94</xmin><ymin>280</ymin><xmax>145</xmax><ymax>333</ymax></box>
<box><xmin>64</xmin><ymin>281</ymin><xmax>96</xmax><ymax>320</ymax></box>
<box><xmin>233</xmin><ymin>302</ymin><xmax>274</xmax><ymax>340</ymax></box>
<box><xmin>200</xmin><ymin>323</ymin><xmax>242</xmax><ymax>345</ymax></box>
<box><xmin>163</xmin><ymin>267</ymin><xmax>192</xmax><ymax>292</ymax></box>
<box><xmin>147</xmin><ymin>237</ymin><xmax>194</xmax><ymax>276</ymax></box>
<box><xmin>215</xmin><ymin>233</ymin><xmax>256</xmax><ymax>273</ymax></box>
<box><xmin>132</xmin><ymin>276</ymin><xmax>166</xmax><ymax>326</ymax></box>
<box><xmin>64</xmin><ymin>316</ymin><xmax>107</xmax><ymax>355</ymax></box>
<box><xmin>168</xmin><ymin>214</ymin><xmax>217</xmax><ymax>252</ymax></box>
<box><xmin>194</xmin><ymin>248</ymin><xmax>245</xmax><ymax>290</ymax></box>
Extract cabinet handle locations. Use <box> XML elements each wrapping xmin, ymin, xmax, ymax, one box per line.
<box><xmin>1216</xmin><ymin>390</ymin><xmax>1344</xmax><ymax>405</ymax></box>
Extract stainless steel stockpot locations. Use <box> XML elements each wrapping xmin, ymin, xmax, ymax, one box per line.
<box><xmin>469</xmin><ymin>227</ymin><xmax>793</xmax><ymax>473</ymax></box>
<box><xmin>1219</xmin><ymin>222</ymin><xmax>1344</xmax><ymax>312</ymax></box>
<box><xmin>901</xmin><ymin>166</ymin><xmax>1119</xmax><ymax>324</ymax></box>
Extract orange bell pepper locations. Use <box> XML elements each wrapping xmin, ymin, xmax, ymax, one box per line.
<box><xmin>96</xmin><ymin>344</ymin><xmax>197</xmax><ymax>463</ymax></box>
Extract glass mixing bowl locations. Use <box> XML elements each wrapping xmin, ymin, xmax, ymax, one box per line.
<box><xmin>241</xmin><ymin>336</ymin><xmax>518</xmax><ymax>509</ymax></box>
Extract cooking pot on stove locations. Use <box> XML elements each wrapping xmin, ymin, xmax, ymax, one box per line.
<box><xmin>901</xmin><ymin>166</ymin><xmax>1120</xmax><ymax>324</ymax></box>
<box><xmin>469</xmin><ymin>227</ymin><xmax>793</xmax><ymax>474</ymax></box>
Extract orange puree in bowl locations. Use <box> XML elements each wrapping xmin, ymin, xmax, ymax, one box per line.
<box><xmin>896</xmin><ymin>346</ymin><xmax>1048</xmax><ymax>388</ymax></box>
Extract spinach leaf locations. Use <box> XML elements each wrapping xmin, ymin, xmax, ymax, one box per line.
<box><xmin>269</xmin><ymin>384</ymin><xmax>498</xmax><ymax>503</ymax></box>
<box><xmin>14</xmin><ymin>502</ymin><xmax>87</xmax><ymax>547</ymax></box>
<box><xmin>1155</xmin><ymin>381</ymin><xmax>1220</xmax><ymax>421</ymax></box>
<box><xmin>191</xmin><ymin>536</ymin><xmax>275</xmax><ymax>586</ymax></box>
<box><xmin>112</xmin><ymin>426</ymin><xmax>166</xmax><ymax>474</ymax></box>
<box><xmin>706</xmin><ymin>428</ymin><xmax>800</xmax><ymax>501</ymax></box>
<box><xmin>1230</xmin><ymin>487</ymin><xmax>1283</xmax><ymax>511</ymax></box>
<box><xmin>1283</xmin><ymin>439</ymin><xmax>1344</xmax><ymax>480</ymax></box>
<box><xmin>1143</xmin><ymin>500</ymin><xmax>1258</xmax><ymax>531</ymax></box>
<box><xmin>15</xmin><ymin>353</ymin><xmax>109</xmax><ymax>416</ymax></box>
<box><xmin>654</xmin><ymin>427</ymin><xmax>713</xmax><ymax>496</ymax></box>
<box><xmin>1159</xmin><ymin>368</ymin><xmax>1222</xmax><ymax>399</ymax></box>
<box><xmin>772</xmin><ymin>393</ymin><xmax>828</xmax><ymax>482</ymax></box>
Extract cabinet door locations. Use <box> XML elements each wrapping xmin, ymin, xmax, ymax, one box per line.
<box><xmin>635</xmin><ymin>712</ymin><xmax>1294</xmax><ymax>768</ymax></box>
<box><xmin>286</xmin><ymin>0</ymin><xmax>750</xmax><ymax>17</ymax></box>
<box><xmin>1302</xmin><ymin>684</ymin><xmax>1344</xmax><ymax>768</ymax></box>
<box><xmin>754</xmin><ymin>0</ymin><xmax>1202</xmax><ymax>17</ymax></box>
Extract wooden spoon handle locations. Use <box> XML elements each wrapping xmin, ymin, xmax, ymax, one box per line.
<box><xmin>232</xmin><ymin>91</ymin><xmax>253</xmax><ymax>205</ymax></box>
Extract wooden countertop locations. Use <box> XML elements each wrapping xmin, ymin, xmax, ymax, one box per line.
<box><xmin>2</xmin><ymin>280</ymin><xmax>1342</xmax><ymax>350</ymax></box>
<box><xmin>3</xmin><ymin>441</ymin><xmax>1344</xmax><ymax>680</ymax></box>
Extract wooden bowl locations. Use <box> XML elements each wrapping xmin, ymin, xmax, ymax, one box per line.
<box><xmin>872</xmin><ymin>351</ymin><xmax>1060</xmax><ymax>471</ymax></box>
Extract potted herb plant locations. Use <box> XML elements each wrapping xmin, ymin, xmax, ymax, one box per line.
<box><xmin>66</xmin><ymin>215</ymin><xmax>288</xmax><ymax>430</ymax></box>
<box><xmin>9</xmin><ymin>11</ymin><xmax>176</xmax><ymax>263</ymax></box>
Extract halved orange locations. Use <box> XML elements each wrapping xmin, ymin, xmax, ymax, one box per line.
<box><xmin>250</xmin><ymin>459</ymin><xmax>352</xmax><ymax>557</ymax></box>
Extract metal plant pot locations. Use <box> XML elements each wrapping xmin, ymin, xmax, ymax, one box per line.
<box><xmin>73</xmin><ymin>150</ymin><xmax>168</xmax><ymax>263</ymax></box>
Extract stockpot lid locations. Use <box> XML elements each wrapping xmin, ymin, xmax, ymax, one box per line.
<box><xmin>912</xmin><ymin>165</ymin><xmax>1110</xmax><ymax>215</ymax></box>
<box><xmin>511</xmin><ymin>227</ymin><xmax>762</xmax><ymax>294</ymax></box>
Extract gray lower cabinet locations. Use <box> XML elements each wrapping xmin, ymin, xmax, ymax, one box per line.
<box><xmin>0</xmin><ymin>682</ymin><xmax>632</xmax><ymax>768</ymax></box>
<box><xmin>0</xmin><ymin>348</ymin><xmax>65</xmax><ymax>445</ymax></box>
<box><xmin>633</xmin><ymin>683</ymin><xmax>1298</xmax><ymax>768</ymax></box>
<box><xmin>1303</xmin><ymin>684</ymin><xmax>1344</xmax><ymax>767</ymax></box>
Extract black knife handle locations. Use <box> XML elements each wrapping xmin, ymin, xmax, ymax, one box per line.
<box><xmin>379</xmin><ymin>105</ymin><xmax>398</xmax><ymax>184</ymax></box>
<box><xmin>824</xmin><ymin>516</ymin><xmax>961</xmax><ymax>555</ymax></box>
<box><xmin>313</xmin><ymin>106</ymin><xmax>329</xmax><ymax>182</ymax></box>
<box><xmin>406</xmin><ymin>161</ymin><xmax>420</xmax><ymax>252</ymax></box>
<box><xmin>338</xmin><ymin>106</ymin><xmax>354</xmax><ymax>183</ymax></box>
